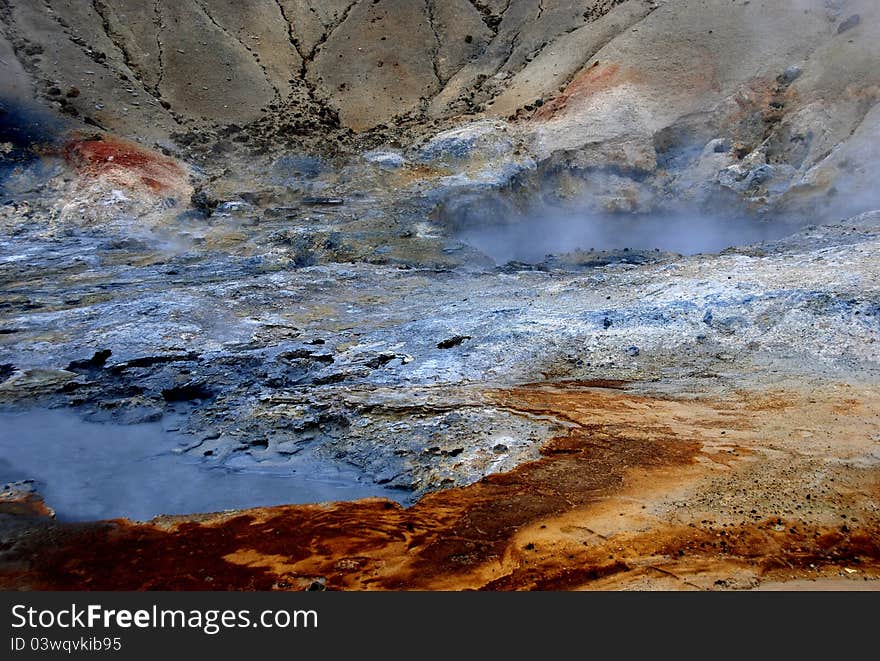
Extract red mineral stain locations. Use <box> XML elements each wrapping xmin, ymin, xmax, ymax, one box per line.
<box><xmin>533</xmin><ymin>63</ymin><xmax>628</xmax><ymax>121</ymax></box>
<box><xmin>62</xmin><ymin>135</ymin><xmax>185</xmax><ymax>193</ymax></box>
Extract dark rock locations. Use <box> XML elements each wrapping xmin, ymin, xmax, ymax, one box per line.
<box><xmin>238</xmin><ymin>190</ymin><xmax>276</xmax><ymax>206</ymax></box>
<box><xmin>66</xmin><ymin>349</ymin><xmax>112</xmax><ymax>371</ymax></box>
<box><xmin>161</xmin><ymin>381</ymin><xmax>215</xmax><ymax>402</ymax></box>
<box><xmin>191</xmin><ymin>190</ymin><xmax>219</xmax><ymax>217</ymax></box>
<box><xmin>302</xmin><ymin>196</ymin><xmax>344</xmax><ymax>206</ymax></box>
<box><xmin>84</xmin><ymin>405</ymin><xmax>163</xmax><ymax>425</ymax></box>
<box><xmin>713</xmin><ymin>315</ymin><xmax>747</xmax><ymax>335</ymax></box>
<box><xmin>364</xmin><ymin>353</ymin><xmax>396</xmax><ymax>369</ymax></box>
<box><xmin>493</xmin><ymin>443</ymin><xmax>508</xmax><ymax>453</ymax></box>
<box><xmin>278</xmin><ymin>348</ymin><xmax>334</xmax><ymax>364</ymax></box>
<box><xmin>743</xmin><ymin>164</ymin><xmax>774</xmax><ymax>188</ymax></box>
<box><xmin>437</xmin><ymin>335</ymin><xmax>470</xmax><ymax>349</ymax></box>
<box><xmin>264</xmin><ymin>206</ymin><xmax>300</xmax><ymax>218</ymax></box>
<box><xmin>603</xmin><ymin>317</ymin><xmax>613</xmax><ymax>329</ymax></box>
<box><xmin>110</xmin><ymin>353</ymin><xmax>200</xmax><ymax>372</ymax></box>
<box><xmin>625</xmin><ymin>346</ymin><xmax>640</xmax><ymax>357</ymax></box>
<box><xmin>311</xmin><ymin>372</ymin><xmax>348</xmax><ymax>385</ymax></box>
<box><xmin>0</xmin><ymin>363</ymin><xmax>15</xmax><ymax>381</ymax></box>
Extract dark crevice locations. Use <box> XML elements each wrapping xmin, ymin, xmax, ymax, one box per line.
<box><xmin>307</xmin><ymin>0</ymin><xmax>360</xmax><ymax>62</ymax></box>
<box><xmin>273</xmin><ymin>0</ymin><xmax>308</xmax><ymax>64</ymax></box>
<box><xmin>190</xmin><ymin>0</ymin><xmax>280</xmax><ymax>101</ymax></box>
<box><xmin>495</xmin><ymin>1</ymin><xmax>545</xmax><ymax>78</ymax></box>
<box><xmin>269</xmin><ymin>0</ymin><xmax>345</xmax><ymax>125</ymax></box>
<box><xmin>87</xmin><ymin>0</ymin><xmax>177</xmax><ymax>124</ymax></box>
<box><xmin>467</xmin><ymin>0</ymin><xmax>509</xmax><ymax>35</ymax></box>
<box><xmin>272</xmin><ymin>0</ymin><xmax>322</xmax><ymax>106</ymax></box>
<box><xmin>495</xmin><ymin>28</ymin><xmax>521</xmax><ymax>79</ymax></box>
<box><xmin>90</xmin><ymin>0</ymin><xmax>137</xmax><ymax>81</ymax></box>
<box><xmin>424</xmin><ymin>0</ymin><xmax>443</xmax><ymax>86</ymax></box>
<box><xmin>153</xmin><ymin>1</ymin><xmax>165</xmax><ymax>100</ymax></box>
<box><xmin>284</xmin><ymin>0</ymin><xmax>361</xmax><ymax>122</ymax></box>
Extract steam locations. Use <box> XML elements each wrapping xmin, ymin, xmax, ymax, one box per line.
<box><xmin>454</xmin><ymin>199</ymin><xmax>802</xmax><ymax>265</ymax></box>
<box><xmin>452</xmin><ymin>0</ymin><xmax>880</xmax><ymax>266</ymax></box>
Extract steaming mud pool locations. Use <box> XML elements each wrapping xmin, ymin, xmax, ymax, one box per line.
<box><xmin>0</xmin><ymin>409</ymin><xmax>400</xmax><ymax>521</ymax></box>
<box><xmin>456</xmin><ymin>211</ymin><xmax>807</xmax><ymax>264</ymax></box>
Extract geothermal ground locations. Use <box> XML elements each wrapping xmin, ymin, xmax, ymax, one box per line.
<box><xmin>1</xmin><ymin>0</ymin><xmax>879</xmax><ymax>590</ymax></box>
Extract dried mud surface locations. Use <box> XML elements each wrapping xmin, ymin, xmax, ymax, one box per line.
<box><xmin>2</xmin><ymin>381</ymin><xmax>877</xmax><ymax>591</ymax></box>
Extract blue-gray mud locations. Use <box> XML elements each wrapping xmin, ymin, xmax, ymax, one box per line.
<box><xmin>0</xmin><ymin>409</ymin><xmax>402</xmax><ymax>521</ymax></box>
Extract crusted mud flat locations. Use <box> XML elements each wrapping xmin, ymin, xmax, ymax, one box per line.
<box><xmin>2</xmin><ymin>0</ymin><xmax>880</xmax><ymax>590</ymax></box>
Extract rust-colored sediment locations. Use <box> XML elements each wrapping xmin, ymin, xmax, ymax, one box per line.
<box><xmin>62</xmin><ymin>135</ymin><xmax>187</xmax><ymax>193</ymax></box>
<box><xmin>533</xmin><ymin>62</ymin><xmax>630</xmax><ymax>120</ymax></box>
<box><xmin>533</xmin><ymin>45</ymin><xmax>717</xmax><ymax>123</ymax></box>
<box><xmin>0</xmin><ymin>491</ymin><xmax>54</xmax><ymax>519</ymax></box>
<box><xmin>1</xmin><ymin>383</ymin><xmax>878</xmax><ymax>590</ymax></box>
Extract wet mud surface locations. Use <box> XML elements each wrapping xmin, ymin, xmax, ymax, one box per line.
<box><xmin>0</xmin><ymin>409</ymin><xmax>400</xmax><ymax>521</ymax></box>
